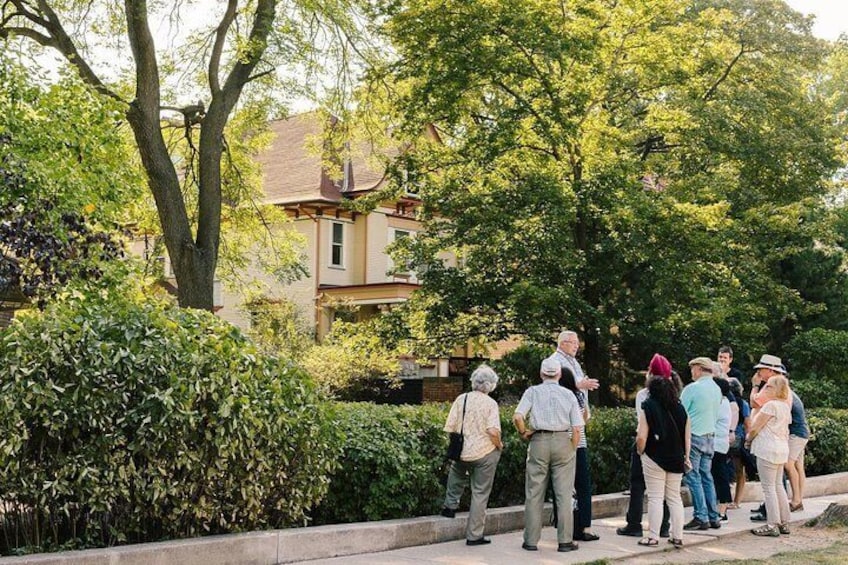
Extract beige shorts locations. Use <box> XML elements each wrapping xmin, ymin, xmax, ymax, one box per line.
<box><xmin>788</xmin><ymin>435</ymin><xmax>808</xmax><ymax>462</ymax></box>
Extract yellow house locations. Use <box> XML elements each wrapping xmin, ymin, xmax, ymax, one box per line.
<box><xmin>140</xmin><ymin>112</ymin><xmax>517</xmax><ymax>399</ymax></box>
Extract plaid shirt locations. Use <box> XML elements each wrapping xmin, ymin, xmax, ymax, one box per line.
<box><xmin>515</xmin><ymin>381</ymin><xmax>585</xmax><ymax>433</ymax></box>
<box><xmin>551</xmin><ymin>350</ymin><xmax>589</xmax><ymax>447</ymax></box>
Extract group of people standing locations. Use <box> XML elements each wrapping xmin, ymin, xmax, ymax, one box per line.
<box><xmin>441</xmin><ymin>333</ymin><xmax>809</xmax><ymax>553</ymax></box>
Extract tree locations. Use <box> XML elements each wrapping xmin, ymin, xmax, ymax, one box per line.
<box><xmin>0</xmin><ymin>1</ymin><xmax>367</xmax><ymax>310</ymax></box>
<box><xmin>0</xmin><ymin>58</ymin><xmax>135</xmax><ymax>304</ymax></box>
<box><xmin>366</xmin><ymin>0</ymin><xmax>847</xmax><ymax>400</ymax></box>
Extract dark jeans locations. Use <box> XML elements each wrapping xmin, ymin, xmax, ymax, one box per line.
<box><xmin>573</xmin><ymin>447</ymin><xmax>592</xmax><ymax>535</ymax></box>
<box><xmin>625</xmin><ymin>444</ymin><xmax>669</xmax><ymax>531</ymax></box>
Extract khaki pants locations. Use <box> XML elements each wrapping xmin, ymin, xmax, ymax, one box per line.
<box><xmin>641</xmin><ymin>455</ymin><xmax>685</xmax><ymax>540</ymax></box>
<box><xmin>523</xmin><ymin>432</ymin><xmax>577</xmax><ymax>545</ymax></box>
<box><xmin>757</xmin><ymin>457</ymin><xmax>790</xmax><ymax>527</ymax></box>
<box><xmin>444</xmin><ymin>449</ymin><xmax>501</xmax><ymax>540</ymax></box>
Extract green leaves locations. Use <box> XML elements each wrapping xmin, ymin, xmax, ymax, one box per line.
<box><xmin>363</xmin><ymin>0</ymin><xmax>848</xmax><ymax>390</ymax></box>
<box><xmin>0</xmin><ymin>291</ymin><xmax>343</xmax><ymax>554</ymax></box>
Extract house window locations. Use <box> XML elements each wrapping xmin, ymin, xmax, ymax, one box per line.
<box><xmin>330</xmin><ymin>221</ymin><xmax>344</xmax><ymax>267</ymax></box>
<box><xmin>389</xmin><ymin>229</ymin><xmax>415</xmax><ymax>278</ymax></box>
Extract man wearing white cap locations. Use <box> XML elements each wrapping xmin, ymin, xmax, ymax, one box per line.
<box><xmin>513</xmin><ymin>358</ymin><xmax>585</xmax><ymax>553</ymax></box>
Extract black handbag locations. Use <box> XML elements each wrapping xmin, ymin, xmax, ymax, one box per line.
<box><xmin>445</xmin><ymin>394</ymin><xmax>468</xmax><ymax>461</ymax></box>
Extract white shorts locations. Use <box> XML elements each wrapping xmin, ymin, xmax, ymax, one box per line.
<box><xmin>788</xmin><ymin>435</ymin><xmax>808</xmax><ymax>462</ymax></box>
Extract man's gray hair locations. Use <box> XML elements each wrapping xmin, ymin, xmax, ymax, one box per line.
<box><xmin>557</xmin><ymin>330</ymin><xmax>577</xmax><ymax>345</ymax></box>
<box><xmin>470</xmin><ymin>364</ymin><xmax>499</xmax><ymax>394</ymax></box>
<box><xmin>727</xmin><ymin>377</ymin><xmax>744</xmax><ymax>398</ymax></box>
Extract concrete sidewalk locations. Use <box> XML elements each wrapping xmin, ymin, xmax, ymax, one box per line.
<box><xmin>308</xmin><ymin>493</ymin><xmax>848</xmax><ymax>564</ymax></box>
<box><xmin>3</xmin><ymin>472</ymin><xmax>847</xmax><ymax>564</ymax></box>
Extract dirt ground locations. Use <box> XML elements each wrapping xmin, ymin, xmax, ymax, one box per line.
<box><xmin>615</xmin><ymin>524</ymin><xmax>848</xmax><ymax>564</ymax></box>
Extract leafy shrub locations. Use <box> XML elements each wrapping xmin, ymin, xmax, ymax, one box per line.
<box><xmin>586</xmin><ymin>408</ymin><xmax>637</xmax><ymax>495</ymax></box>
<box><xmin>0</xmin><ymin>292</ymin><xmax>342</xmax><ymax>554</ymax></box>
<box><xmin>488</xmin><ymin>406</ymin><xmax>532</xmax><ymax>507</ymax></box>
<box><xmin>790</xmin><ymin>379</ymin><xmax>848</xmax><ymax>409</ymax></box>
<box><xmin>785</xmin><ymin>329</ymin><xmax>848</xmax><ymax>384</ymax></box>
<box><xmin>312</xmin><ymin>402</ymin><xmax>446</xmax><ymax>524</ymax></box>
<box><xmin>805</xmin><ymin>409</ymin><xmax>848</xmax><ymax>476</ymax></box>
<box><xmin>314</xmin><ymin>402</ymin><xmax>639</xmax><ymax>523</ymax></box>
<box><xmin>490</xmin><ymin>344</ymin><xmax>551</xmax><ymax>402</ymax></box>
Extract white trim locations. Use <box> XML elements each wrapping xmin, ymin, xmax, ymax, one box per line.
<box><xmin>387</xmin><ymin>228</ymin><xmax>416</xmax><ymax>281</ymax></box>
<box><xmin>329</xmin><ymin>221</ymin><xmax>345</xmax><ymax>269</ymax></box>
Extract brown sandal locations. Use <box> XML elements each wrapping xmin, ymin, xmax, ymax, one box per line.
<box><xmin>638</xmin><ymin>537</ymin><xmax>659</xmax><ymax>546</ymax></box>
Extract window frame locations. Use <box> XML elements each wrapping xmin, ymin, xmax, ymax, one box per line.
<box><xmin>330</xmin><ymin>221</ymin><xmax>345</xmax><ymax>269</ymax></box>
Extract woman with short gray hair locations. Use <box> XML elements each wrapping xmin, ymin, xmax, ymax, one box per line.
<box><xmin>471</xmin><ymin>364</ymin><xmax>499</xmax><ymax>394</ymax></box>
<box><xmin>441</xmin><ymin>364</ymin><xmax>504</xmax><ymax>546</ymax></box>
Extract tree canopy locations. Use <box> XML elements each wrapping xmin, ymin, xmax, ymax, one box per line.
<box><xmin>0</xmin><ymin>1</ymin><xmax>369</xmax><ymax>310</ymax></box>
<box><xmin>365</xmin><ymin>0</ymin><xmax>848</xmax><ymax>398</ymax></box>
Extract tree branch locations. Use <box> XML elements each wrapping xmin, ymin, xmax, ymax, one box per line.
<box><xmin>35</xmin><ymin>0</ymin><xmax>121</xmax><ymax>101</ymax></box>
<box><xmin>0</xmin><ymin>25</ymin><xmax>53</xmax><ymax>46</ymax></box>
<box><xmin>124</xmin><ymin>0</ymin><xmax>160</xmax><ymax>116</ymax></box>
<box><xmin>703</xmin><ymin>46</ymin><xmax>747</xmax><ymax>101</ymax></box>
<box><xmin>208</xmin><ymin>0</ymin><xmax>237</xmax><ymax>94</ymax></box>
<box><xmin>246</xmin><ymin>67</ymin><xmax>275</xmax><ymax>83</ymax></box>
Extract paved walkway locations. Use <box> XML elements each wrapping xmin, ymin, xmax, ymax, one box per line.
<box><xmin>306</xmin><ymin>493</ymin><xmax>848</xmax><ymax>564</ymax></box>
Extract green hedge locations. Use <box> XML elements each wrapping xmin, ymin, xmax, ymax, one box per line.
<box><xmin>313</xmin><ymin>403</ymin><xmax>637</xmax><ymax>523</ymax></box>
<box><xmin>314</xmin><ymin>403</ymin><xmax>848</xmax><ymax>524</ymax></box>
<box><xmin>788</xmin><ymin>378</ymin><xmax>848</xmax><ymax>409</ymax></box>
<box><xmin>806</xmin><ymin>409</ymin><xmax>848</xmax><ymax>476</ymax></box>
<box><xmin>0</xmin><ymin>293</ymin><xmax>342</xmax><ymax>554</ymax></box>
<box><xmin>311</xmin><ymin>402</ymin><xmax>446</xmax><ymax>524</ymax></box>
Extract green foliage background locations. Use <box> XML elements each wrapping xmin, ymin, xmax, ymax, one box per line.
<box><xmin>360</xmin><ymin>0</ymin><xmax>848</xmax><ymax>404</ymax></box>
<box><xmin>314</xmin><ymin>402</ymin><xmax>848</xmax><ymax>524</ymax></box>
<box><xmin>0</xmin><ymin>291</ymin><xmax>342</xmax><ymax>554</ymax></box>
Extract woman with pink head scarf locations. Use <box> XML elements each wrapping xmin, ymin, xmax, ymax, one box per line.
<box><xmin>635</xmin><ymin>354</ymin><xmax>691</xmax><ymax>549</ymax></box>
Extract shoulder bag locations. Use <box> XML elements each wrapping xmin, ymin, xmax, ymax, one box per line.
<box><xmin>446</xmin><ymin>393</ymin><xmax>468</xmax><ymax>461</ymax></box>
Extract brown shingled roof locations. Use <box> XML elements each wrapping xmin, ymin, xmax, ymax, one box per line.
<box><xmin>258</xmin><ymin>113</ymin><xmax>389</xmax><ymax>206</ymax></box>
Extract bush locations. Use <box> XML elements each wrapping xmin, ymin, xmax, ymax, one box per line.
<box><xmin>490</xmin><ymin>344</ymin><xmax>551</xmax><ymax>402</ymax></box>
<box><xmin>785</xmin><ymin>329</ymin><xmax>848</xmax><ymax>384</ymax></box>
<box><xmin>314</xmin><ymin>402</ymin><xmax>639</xmax><ymax>524</ymax></box>
<box><xmin>313</xmin><ymin>404</ymin><xmax>848</xmax><ymax>525</ymax></box>
<box><xmin>312</xmin><ymin>402</ymin><xmax>447</xmax><ymax>524</ymax></box>
<box><xmin>805</xmin><ymin>409</ymin><xmax>848</xmax><ymax>476</ymax></box>
<box><xmin>586</xmin><ymin>408</ymin><xmax>637</xmax><ymax>495</ymax></box>
<box><xmin>0</xmin><ymin>292</ymin><xmax>342</xmax><ymax>554</ymax></box>
<box><xmin>790</xmin><ymin>379</ymin><xmax>848</xmax><ymax>409</ymax></box>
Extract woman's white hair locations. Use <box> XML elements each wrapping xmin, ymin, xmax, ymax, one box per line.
<box><xmin>470</xmin><ymin>364</ymin><xmax>499</xmax><ymax>394</ymax></box>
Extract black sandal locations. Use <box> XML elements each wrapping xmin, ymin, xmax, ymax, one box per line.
<box><xmin>638</xmin><ymin>537</ymin><xmax>659</xmax><ymax>546</ymax></box>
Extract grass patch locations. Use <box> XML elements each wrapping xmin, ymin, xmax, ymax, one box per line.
<box><xmin>699</xmin><ymin>536</ymin><xmax>848</xmax><ymax>565</ymax></box>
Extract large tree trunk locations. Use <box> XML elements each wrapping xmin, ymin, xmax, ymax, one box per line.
<box><xmin>583</xmin><ymin>327</ymin><xmax>616</xmax><ymax>406</ymax></box>
<box><xmin>125</xmin><ymin>102</ymin><xmax>216</xmax><ymax>311</ymax></box>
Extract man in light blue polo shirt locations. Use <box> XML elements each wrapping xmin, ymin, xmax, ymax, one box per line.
<box><xmin>681</xmin><ymin>357</ymin><xmax>722</xmax><ymax>530</ymax></box>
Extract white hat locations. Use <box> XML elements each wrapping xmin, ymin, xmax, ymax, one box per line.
<box><xmin>540</xmin><ymin>358</ymin><xmax>561</xmax><ymax>377</ymax></box>
<box><xmin>753</xmin><ymin>354</ymin><xmax>787</xmax><ymax>374</ymax></box>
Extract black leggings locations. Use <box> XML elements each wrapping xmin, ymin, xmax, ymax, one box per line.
<box><xmin>711</xmin><ymin>451</ymin><xmax>732</xmax><ymax>504</ymax></box>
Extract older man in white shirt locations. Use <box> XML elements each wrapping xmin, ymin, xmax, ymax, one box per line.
<box><xmin>514</xmin><ymin>358</ymin><xmax>585</xmax><ymax>553</ymax></box>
